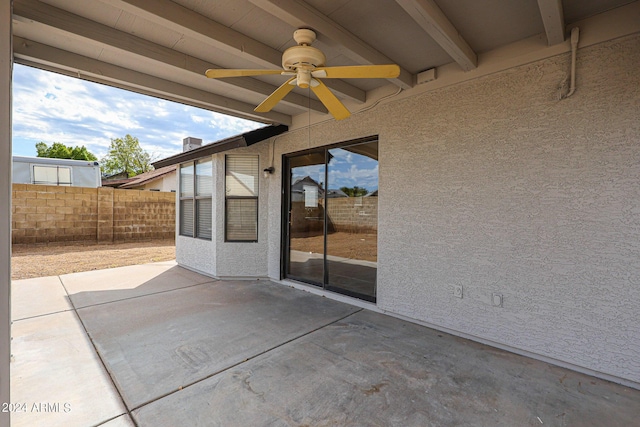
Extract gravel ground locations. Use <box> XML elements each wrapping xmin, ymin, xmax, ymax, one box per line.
<box><xmin>11</xmin><ymin>240</ymin><xmax>176</xmax><ymax>280</ymax></box>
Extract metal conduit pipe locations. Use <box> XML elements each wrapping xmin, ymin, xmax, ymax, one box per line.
<box><xmin>563</xmin><ymin>27</ymin><xmax>580</xmax><ymax>99</ymax></box>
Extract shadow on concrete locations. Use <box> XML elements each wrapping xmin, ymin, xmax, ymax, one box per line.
<box><xmin>62</xmin><ymin>264</ymin><xmax>640</xmax><ymax>427</ymax></box>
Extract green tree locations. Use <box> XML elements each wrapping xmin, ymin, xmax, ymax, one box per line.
<box><xmin>340</xmin><ymin>186</ymin><xmax>369</xmax><ymax>197</ymax></box>
<box><xmin>35</xmin><ymin>142</ymin><xmax>97</xmax><ymax>161</ymax></box>
<box><xmin>100</xmin><ymin>134</ymin><xmax>153</xmax><ymax>177</ymax></box>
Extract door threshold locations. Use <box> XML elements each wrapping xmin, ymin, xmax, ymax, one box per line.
<box><xmin>275</xmin><ymin>278</ymin><xmax>379</xmax><ymax>312</ymax></box>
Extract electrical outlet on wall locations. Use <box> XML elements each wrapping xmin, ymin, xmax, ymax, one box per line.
<box><xmin>453</xmin><ymin>285</ymin><xmax>463</xmax><ymax>298</ymax></box>
<box><xmin>492</xmin><ymin>293</ymin><xmax>503</xmax><ymax>307</ymax></box>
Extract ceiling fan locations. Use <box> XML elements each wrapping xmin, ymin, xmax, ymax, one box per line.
<box><xmin>205</xmin><ymin>29</ymin><xmax>400</xmax><ymax>120</ymax></box>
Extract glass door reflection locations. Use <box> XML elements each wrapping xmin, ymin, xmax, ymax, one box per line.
<box><xmin>325</xmin><ymin>142</ymin><xmax>378</xmax><ymax>300</ymax></box>
<box><xmin>284</xmin><ymin>140</ymin><xmax>378</xmax><ymax>302</ymax></box>
<box><xmin>286</xmin><ymin>152</ymin><xmax>326</xmax><ymax>285</ymax></box>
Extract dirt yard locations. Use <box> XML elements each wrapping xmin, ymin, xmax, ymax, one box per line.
<box><xmin>11</xmin><ymin>240</ymin><xmax>176</xmax><ymax>280</ymax></box>
<box><xmin>291</xmin><ymin>231</ymin><xmax>377</xmax><ymax>262</ymax></box>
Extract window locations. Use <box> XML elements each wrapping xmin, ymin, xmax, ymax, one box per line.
<box><xmin>179</xmin><ymin>159</ymin><xmax>212</xmax><ymax>240</ymax></box>
<box><xmin>225</xmin><ymin>155</ymin><xmax>259</xmax><ymax>242</ymax></box>
<box><xmin>32</xmin><ymin>165</ymin><xmax>72</xmax><ymax>186</ymax></box>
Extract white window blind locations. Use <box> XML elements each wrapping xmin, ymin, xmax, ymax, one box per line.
<box><xmin>196</xmin><ymin>199</ymin><xmax>212</xmax><ymax>240</ymax></box>
<box><xmin>225</xmin><ymin>155</ymin><xmax>259</xmax><ymax>242</ymax></box>
<box><xmin>226</xmin><ymin>155</ymin><xmax>259</xmax><ymax>197</ymax></box>
<box><xmin>226</xmin><ymin>199</ymin><xmax>257</xmax><ymax>241</ymax></box>
<box><xmin>196</xmin><ymin>159</ymin><xmax>212</xmax><ymax>197</ymax></box>
<box><xmin>179</xmin><ymin>159</ymin><xmax>211</xmax><ymax>240</ymax></box>
<box><xmin>180</xmin><ymin>163</ymin><xmax>194</xmax><ymax>197</ymax></box>
<box><xmin>180</xmin><ymin>199</ymin><xmax>194</xmax><ymax>237</ymax></box>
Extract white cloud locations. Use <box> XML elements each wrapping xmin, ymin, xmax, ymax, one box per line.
<box><xmin>12</xmin><ymin>64</ymin><xmax>264</xmax><ymax>159</ymax></box>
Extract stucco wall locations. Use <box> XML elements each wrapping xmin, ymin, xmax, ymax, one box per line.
<box><xmin>265</xmin><ymin>34</ymin><xmax>640</xmax><ymax>385</ymax></box>
<box><xmin>136</xmin><ymin>173</ymin><xmax>176</xmax><ymax>192</ymax></box>
<box><xmin>176</xmin><ymin>33</ymin><xmax>640</xmax><ymax>386</ymax></box>
<box><xmin>382</xmin><ymin>34</ymin><xmax>640</xmax><ymax>385</ymax></box>
<box><xmin>213</xmin><ymin>145</ymin><xmax>271</xmax><ymax>278</ymax></box>
<box><xmin>175</xmin><ymin>148</ymin><xmax>271</xmax><ymax>278</ymax></box>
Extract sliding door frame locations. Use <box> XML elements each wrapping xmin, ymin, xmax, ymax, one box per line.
<box><xmin>280</xmin><ymin>135</ymin><xmax>378</xmax><ymax>302</ymax></box>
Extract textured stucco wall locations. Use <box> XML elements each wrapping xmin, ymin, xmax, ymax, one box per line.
<box><xmin>378</xmin><ymin>34</ymin><xmax>640</xmax><ymax>385</ymax></box>
<box><xmin>176</xmin><ymin>235</ymin><xmax>215</xmax><ymax>276</ymax></box>
<box><xmin>212</xmin><ymin>144</ymin><xmax>271</xmax><ymax>278</ymax></box>
<box><xmin>176</xmin><ymin>145</ymin><xmax>272</xmax><ymax>279</ymax></box>
<box><xmin>176</xmin><ymin>33</ymin><xmax>640</xmax><ymax>385</ymax></box>
<box><xmin>175</xmin><ymin>156</ymin><xmax>216</xmax><ymax>276</ymax></box>
<box><xmin>265</xmin><ymin>34</ymin><xmax>640</xmax><ymax>385</ymax></box>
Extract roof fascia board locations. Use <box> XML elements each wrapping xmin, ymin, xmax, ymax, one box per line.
<box><xmin>248</xmin><ymin>0</ymin><xmax>414</xmax><ymax>89</ymax></box>
<box><xmin>152</xmin><ymin>124</ymin><xmax>288</xmax><ymax>168</ymax></box>
<box><xmin>13</xmin><ymin>36</ymin><xmax>292</xmax><ymax>125</ymax></box>
<box><xmin>98</xmin><ymin>0</ymin><xmax>366</xmax><ymax>103</ymax></box>
<box><xmin>394</xmin><ymin>0</ymin><xmax>477</xmax><ymax>71</ymax></box>
<box><xmin>13</xmin><ymin>0</ymin><xmax>326</xmax><ymax>113</ymax></box>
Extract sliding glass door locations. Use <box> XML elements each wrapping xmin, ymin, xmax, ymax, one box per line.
<box><xmin>283</xmin><ymin>139</ymin><xmax>378</xmax><ymax>302</ymax></box>
<box><xmin>285</xmin><ymin>152</ymin><xmax>326</xmax><ymax>285</ymax></box>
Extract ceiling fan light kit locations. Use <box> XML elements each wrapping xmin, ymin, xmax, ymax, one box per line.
<box><xmin>205</xmin><ymin>29</ymin><xmax>400</xmax><ymax>120</ymax></box>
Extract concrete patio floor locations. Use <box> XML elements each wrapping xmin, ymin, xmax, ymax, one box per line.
<box><xmin>10</xmin><ymin>262</ymin><xmax>640</xmax><ymax>426</ymax></box>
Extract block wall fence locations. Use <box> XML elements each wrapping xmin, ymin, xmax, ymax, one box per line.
<box><xmin>11</xmin><ymin>184</ymin><xmax>175</xmax><ymax>244</ymax></box>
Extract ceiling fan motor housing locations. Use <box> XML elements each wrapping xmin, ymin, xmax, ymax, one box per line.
<box><xmin>282</xmin><ymin>45</ymin><xmax>326</xmax><ymax>88</ymax></box>
<box><xmin>282</xmin><ymin>45</ymin><xmax>326</xmax><ymax>71</ymax></box>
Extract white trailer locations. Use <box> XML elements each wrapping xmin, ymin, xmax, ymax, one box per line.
<box><xmin>12</xmin><ymin>156</ymin><xmax>102</xmax><ymax>188</ymax></box>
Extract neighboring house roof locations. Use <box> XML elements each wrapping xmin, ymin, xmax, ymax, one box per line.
<box><xmin>152</xmin><ymin>124</ymin><xmax>288</xmax><ymax>168</ymax></box>
<box><xmin>327</xmin><ymin>189</ymin><xmax>348</xmax><ymax>198</ymax></box>
<box><xmin>101</xmin><ymin>178</ymin><xmax>135</xmax><ymax>188</ymax></box>
<box><xmin>101</xmin><ymin>171</ymin><xmax>133</xmax><ymax>188</ymax></box>
<box><xmin>119</xmin><ymin>165</ymin><xmax>177</xmax><ymax>189</ymax></box>
<box><xmin>103</xmin><ymin>171</ymin><xmax>129</xmax><ymax>180</ymax></box>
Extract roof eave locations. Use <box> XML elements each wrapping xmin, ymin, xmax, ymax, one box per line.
<box><xmin>152</xmin><ymin>124</ymin><xmax>288</xmax><ymax>168</ymax></box>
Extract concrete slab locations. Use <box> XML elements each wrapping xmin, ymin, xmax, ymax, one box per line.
<box><xmin>10</xmin><ymin>311</ymin><xmax>128</xmax><ymax>427</ymax></box>
<box><xmin>61</xmin><ymin>261</ymin><xmax>215</xmax><ymax>308</ymax></box>
<box><xmin>132</xmin><ymin>309</ymin><xmax>640</xmax><ymax>426</ymax></box>
<box><xmin>75</xmin><ymin>280</ymin><xmax>360</xmax><ymax>409</ymax></box>
<box><xmin>11</xmin><ymin>275</ymin><xmax>72</xmax><ymax>320</ymax></box>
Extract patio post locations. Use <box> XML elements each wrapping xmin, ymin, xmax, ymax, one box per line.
<box><xmin>0</xmin><ymin>1</ymin><xmax>12</xmax><ymax>426</ymax></box>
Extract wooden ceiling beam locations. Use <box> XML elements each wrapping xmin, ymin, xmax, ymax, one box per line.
<box><xmin>536</xmin><ymin>0</ymin><xmax>566</xmax><ymax>45</ymax></box>
<box><xmin>98</xmin><ymin>0</ymin><xmax>366</xmax><ymax>102</ymax></box>
<box><xmin>13</xmin><ymin>0</ymin><xmax>325</xmax><ymax>113</ymax></box>
<box><xmin>248</xmin><ymin>0</ymin><xmax>414</xmax><ymax>90</ymax></box>
<box><xmin>394</xmin><ymin>0</ymin><xmax>477</xmax><ymax>71</ymax></box>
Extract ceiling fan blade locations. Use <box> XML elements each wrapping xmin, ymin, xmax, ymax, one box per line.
<box><xmin>254</xmin><ymin>77</ymin><xmax>297</xmax><ymax>113</ymax></box>
<box><xmin>205</xmin><ymin>69</ymin><xmax>283</xmax><ymax>78</ymax></box>
<box><xmin>310</xmin><ymin>78</ymin><xmax>351</xmax><ymax>121</ymax></box>
<box><xmin>312</xmin><ymin>64</ymin><xmax>400</xmax><ymax>79</ymax></box>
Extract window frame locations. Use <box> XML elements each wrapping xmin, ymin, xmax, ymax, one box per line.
<box><xmin>224</xmin><ymin>154</ymin><xmax>259</xmax><ymax>243</ymax></box>
<box><xmin>179</xmin><ymin>158</ymin><xmax>212</xmax><ymax>240</ymax></box>
<box><xmin>32</xmin><ymin>164</ymin><xmax>73</xmax><ymax>186</ymax></box>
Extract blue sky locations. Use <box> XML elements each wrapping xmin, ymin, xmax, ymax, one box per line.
<box><xmin>293</xmin><ymin>148</ymin><xmax>379</xmax><ymax>192</ymax></box>
<box><xmin>12</xmin><ymin>64</ymin><xmax>264</xmax><ymax>160</ymax></box>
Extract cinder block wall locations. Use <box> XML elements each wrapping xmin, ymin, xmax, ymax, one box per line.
<box><xmin>325</xmin><ymin>197</ymin><xmax>378</xmax><ymax>233</ymax></box>
<box><xmin>11</xmin><ymin>184</ymin><xmax>175</xmax><ymax>244</ymax></box>
<box><xmin>112</xmin><ymin>188</ymin><xmax>176</xmax><ymax>241</ymax></box>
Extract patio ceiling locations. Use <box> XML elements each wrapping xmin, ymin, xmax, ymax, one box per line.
<box><xmin>11</xmin><ymin>0</ymin><xmax>635</xmax><ymax>126</ymax></box>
